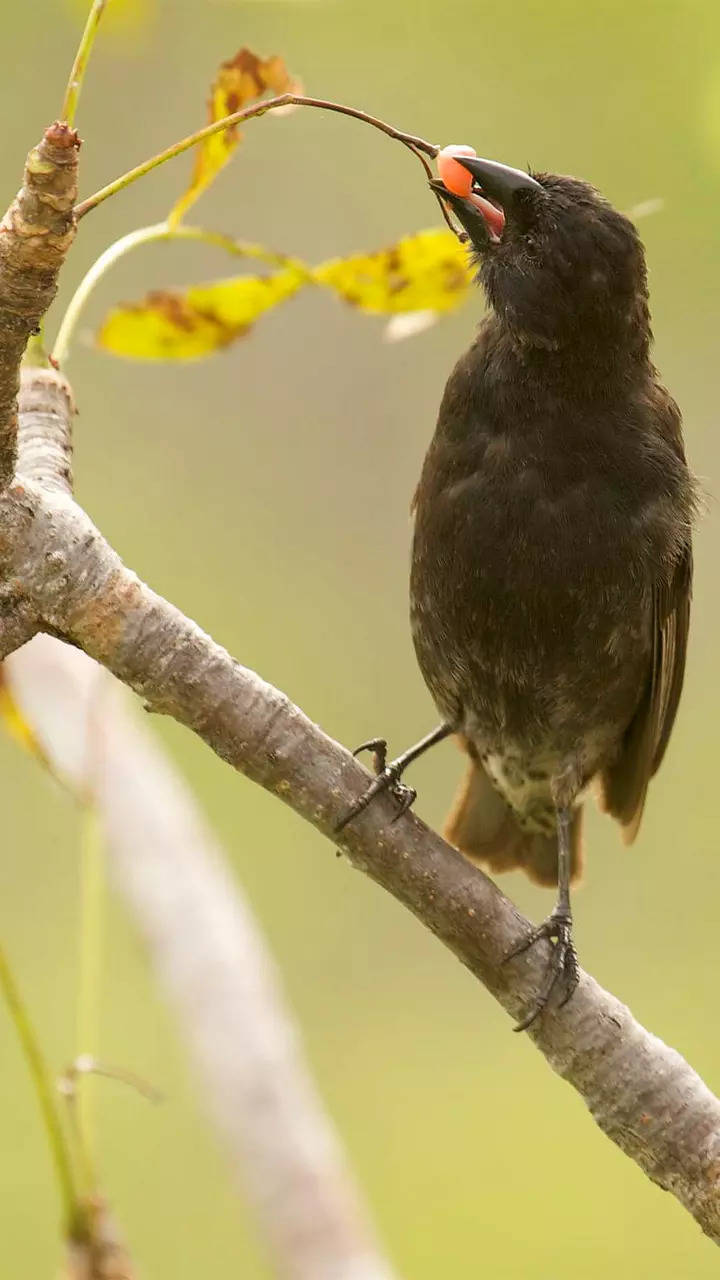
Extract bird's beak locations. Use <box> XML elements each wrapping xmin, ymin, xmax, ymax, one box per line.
<box><xmin>431</xmin><ymin>157</ymin><xmax>542</xmax><ymax>247</ymax></box>
<box><xmin>429</xmin><ymin>179</ymin><xmax>505</xmax><ymax>245</ymax></box>
<box><xmin>451</xmin><ymin>156</ymin><xmax>542</xmax><ymax>203</ymax></box>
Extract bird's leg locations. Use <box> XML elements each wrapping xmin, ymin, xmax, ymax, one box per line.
<box><xmin>505</xmin><ymin>805</ymin><xmax>580</xmax><ymax>1032</ymax></box>
<box><xmin>336</xmin><ymin>723</ymin><xmax>452</xmax><ymax>832</ymax></box>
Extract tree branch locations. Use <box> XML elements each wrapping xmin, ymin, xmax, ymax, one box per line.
<box><xmin>0</xmin><ymin>123</ymin><xmax>79</xmax><ymax>487</ymax></box>
<box><xmin>18</xmin><ymin>367</ymin><xmax>74</xmax><ymax>493</ymax></box>
<box><xmin>1</xmin><ymin>467</ymin><xmax>719</xmax><ymax>1243</ymax></box>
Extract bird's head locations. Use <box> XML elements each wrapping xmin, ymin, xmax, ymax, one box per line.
<box><xmin>432</xmin><ymin>156</ymin><xmax>650</xmax><ymax>354</ymax></box>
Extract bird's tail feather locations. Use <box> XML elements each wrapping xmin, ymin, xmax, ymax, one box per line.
<box><xmin>444</xmin><ymin>760</ymin><xmax>583</xmax><ymax>887</ymax></box>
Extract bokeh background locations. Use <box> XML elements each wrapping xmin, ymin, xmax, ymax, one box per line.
<box><xmin>2</xmin><ymin>0</ymin><xmax>720</xmax><ymax>1274</ymax></box>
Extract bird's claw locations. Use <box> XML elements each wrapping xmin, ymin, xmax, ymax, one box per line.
<box><xmin>352</xmin><ymin>737</ymin><xmax>388</xmax><ymax>773</ymax></box>
<box><xmin>336</xmin><ymin>740</ymin><xmax>418</xmax><ymax>832</ymax></box>
<box><xmin>505</xmin><ymin>910</ymin><xmax>579</xmax><ymax>1032</ymax></box>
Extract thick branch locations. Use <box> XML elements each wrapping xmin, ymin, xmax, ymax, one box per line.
<box><xmin>0</xmin><ymin>123</ymin><xmax>79</xmax><ymax>488</ymax></box>
<box><xmin>18</xmin><ymin>367</ymin><xmax>74</xmax><ymax>493</ymax></box>
<box><xmin>7</xmin><ymin>636</ymin><xmax>397</xmax><ymax>1280</ymax></box>
<box><xmin>2</xmin><ymin>478</ymin><xmax>719</xmax><ymax>1242</ymax></box>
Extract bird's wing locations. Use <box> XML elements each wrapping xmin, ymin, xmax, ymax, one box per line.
<box><xmin>600</xmin><ymin>380</ymin><xmax>694</xmax><ymax>843</ymax></box>
<box><xmin>599</xmin><ymin>542</ymin><xmax>692</xmax><ymax>844</ymax></box>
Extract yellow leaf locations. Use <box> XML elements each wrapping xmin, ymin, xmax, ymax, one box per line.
<box><xmin>95</xmin><ymin>228</ymin><xmax>475</xmax><ymax>362</ymax></box>
<box><xmin>0</xmin><ymin>676</ymin><xmax>51</xmax><ymax>770</ymax></box>
<box><xmin>169</xmin><ymin>47</ymin><xmax>300</xmax><ymax>227</ymax></box>
<box><xmin>97</xmin><ymin>267</ymin><xmax>305</xmax><ymax>360</ymax></box>
<box><xmin>312</xmin><ymin>228</ymin><xmax>473</xmax><ymax>314</ymax></box>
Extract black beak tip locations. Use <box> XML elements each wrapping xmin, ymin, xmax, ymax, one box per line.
<box><xmin>445</xmin><ymin>154</ymin><xmax>543</xmax><ymax>197</ymax></box>
<box><xmin>428</xmin><ymin>177</ymin><xmax>472</xmax><ymax>204</ymax></box>
<box><xmin>451</xmin><ymin>155</ymin><xmax>481</xmax><ymax>177</ymax></box>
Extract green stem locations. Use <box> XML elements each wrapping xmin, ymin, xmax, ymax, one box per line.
<box><xmin>0</xmin><ymin>942</ymin><xmax>82</xmax><ymax>1234</ymax></box>
<box><xmin>24</xmin><ymin>324</ymin><xmax>50</xmax><ymax>370</ymax></box>
<box><xmin>61</xmin><ymin>0</ymin><xmax>110</xmax><ymax>128</ymax></box>
<box><xmin>52</xmin><ymin>221</ymin><xmax>301</xmax><ymax>366</ymax></box>
<box><xmin>75</xmin><ymin>803</ymin><xmax>105</xmax><ymax>1191</ymax></box>
<box><xmin>74</xmin><ymin>94</ymin><xmax>439</xmax><ymax>220</ymax></box>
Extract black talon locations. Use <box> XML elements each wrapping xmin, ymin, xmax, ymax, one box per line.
<box><xmin>335</xmin><ymin>723</ymin><xmax>452</xmax><ymax>833</ymax></box>
<box><xmin>352</xmin><ymin>738</ymin><xmax>388</xmax><ymax>774</ymax></box>
<box><xmin>506</xmin><ymin>909</ymin><xmax>579</xmax><ymax>1032</ymax></box>
<box><xmin>390</xmin><ymin>785</ymin><xmax>417</xmax><ymax>822</ymax></box>
<box><xmin>335</xmin><ymin>759</ymin><xmax>415</xmax><ymax>832</ymax></box>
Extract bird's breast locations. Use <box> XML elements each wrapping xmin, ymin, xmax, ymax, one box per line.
<box><xmin>409</xmin><ymin>419</ymin><xmax>657</xmax><ymax>751</ymax></box>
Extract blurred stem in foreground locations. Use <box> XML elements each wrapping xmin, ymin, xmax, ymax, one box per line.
<box><xmin>7</xmin><ymin>636</ymin><xmax>399</xmax><ymax>1280</ymax></box>
<box><xmin>61</xmin><ymin>0</ymin><xmax>109</xmax><ymax>128</ymax></box>
<box><xmin>0</xmin><ymin>941</ymin><xmax>83</xmax><ymax>1236</ymax></box>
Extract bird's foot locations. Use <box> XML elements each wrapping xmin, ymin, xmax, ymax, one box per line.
<box><xmin>505</xmin><ymin>908</ymin><xmax>579</xmax><ymax>1033</ymax></box>
<box><xmin>335</xmin><ymin>737</ymin><xmax>417</xmax><ymax>832</ymax></box>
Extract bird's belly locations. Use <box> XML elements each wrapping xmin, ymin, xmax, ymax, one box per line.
<box><xmin>410</xmin><ymin>477</ymin><xmax>652</xmax><ymax>772</ymax></box>
<box><xmin>482</xmin><ymin>750</ymin><xmax>559</xmax><ymax>834</ymax></box>
<box><xmin>480</xmin><ymin>732</ymin><xmax>606</xmax><ymax>828</ymax></box>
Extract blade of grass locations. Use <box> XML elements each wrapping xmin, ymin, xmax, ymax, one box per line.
<box><xmin>0</xmin><ymin>941</ymin><xmax>83</xmax><ymax>1236</ymax></box>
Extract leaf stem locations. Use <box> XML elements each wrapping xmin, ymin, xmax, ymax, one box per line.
<box><xmin>61</xmin><ymin>0</ymin><xmax>109</xmax><ymax>128</ymax></box>
<box><xmin>52</xmin><ymin>221</ymin><xmax>300</xmax><ymax>366</ymax></box>
<box><xmin>0</xmin><ymin>941</ymin><xmax>83</xmax><ymax>1235</ymax></box>
<box><xmin>74</xmin><ymin>94</ymin><xmax>440</xmax><ymax>220</ymax></box>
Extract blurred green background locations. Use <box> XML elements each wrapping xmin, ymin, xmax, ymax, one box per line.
<box><xmin>2</xmin><ymin>0</ymin><xmax>720</xmax><ymax>1274</ymax></box>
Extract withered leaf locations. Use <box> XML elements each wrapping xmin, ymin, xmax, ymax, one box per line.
<box><xmin>96</xmin><ymin>228</ymin><xmax>474</xmax><ymax>361</ymax></box>
<box><xmin>169</xmin><ymin>47</ymin><xmax>300</xmax><ymax>227</ymax></box>
<box><xmin>96</xmin><ymin>267</ymin><xmax>305</xmax><ymax>360</ymax></box>
<box><xmin>312</xmin><ymin>229</ymin><xmax>473</xmax><ymax>314</ymax></box>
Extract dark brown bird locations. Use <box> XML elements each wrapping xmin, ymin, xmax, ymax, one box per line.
<box><xmin>338</xmin><ymin>155</ymin><xmax>697</xmax><ymax>1029</ymax></box>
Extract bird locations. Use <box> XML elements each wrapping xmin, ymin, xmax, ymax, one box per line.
<box><xmin>337</xmin><ymin>153</ymin><xmax>697</xmax><ymax>1030</ymax></box>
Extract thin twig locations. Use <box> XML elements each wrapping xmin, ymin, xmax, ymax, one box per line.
<box><xmin>74</xmin><ymin>94</ymin><xmax>439</xmax><ymax>219</ymax></box>
<box><xmin>61</xmin><ymin>0</ymin><xmax>109</xmax><ymax>128</ymax></box>
<box><xmin>0</xmin><ymin>941</ymin><xmax>83</xmax><ymax>1235</ymax></box>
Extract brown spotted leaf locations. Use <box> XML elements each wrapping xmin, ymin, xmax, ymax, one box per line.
<box><xmin>95</xmin><ymin>228</ymin><xmax>474</xmax><ymax>361</ymax></box>
<box><xmin>312</xmin><ymin>228</ymin><xmax>473</xmax><ymax>314</ymax></box>
<box><xmin>169</xmin><ymin>47</ymin><xmax>300</xmax><ymax>227</ymax></box>
<box><xmin>97</xmin><ymin>266</ymin><xmax>306</xmax><ymax>360</ymax></box>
